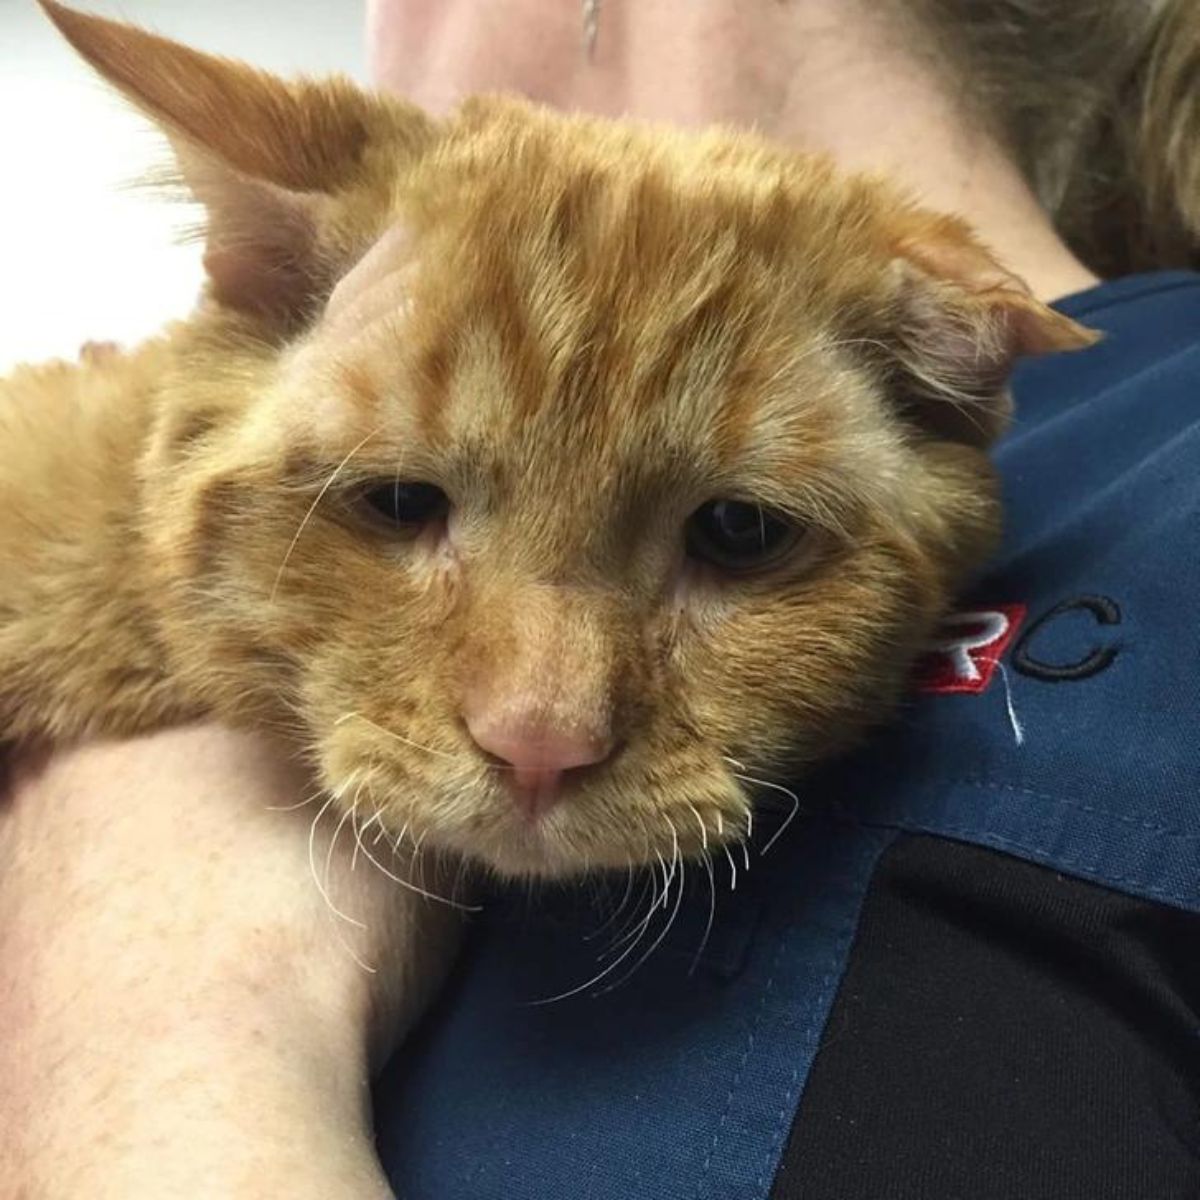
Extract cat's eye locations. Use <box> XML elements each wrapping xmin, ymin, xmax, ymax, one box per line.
<box><xmin>359</xmin><ymin>481</ymin><xmax>449</xmax><ymax>530</ymax></box>
<box><xmin>685</xmin><ymin>500</ymin><xmax>802</xmax><ymax>572</ymax></box>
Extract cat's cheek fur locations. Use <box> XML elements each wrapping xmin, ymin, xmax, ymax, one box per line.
<box><xmin>673</xmin><ymin>474</ymin><xmax>996</xmax><ymax>772</ymax></box>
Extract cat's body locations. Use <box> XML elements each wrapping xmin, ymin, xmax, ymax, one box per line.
<box><xmin>0</xmin><ymin>339</ymin><xmax>184</xmax><ymax>742</ymax></box>
<box><xmin>5</xmin><ymin>4</ymin><xmax>1094</xmax><ymax>920</ymax></box>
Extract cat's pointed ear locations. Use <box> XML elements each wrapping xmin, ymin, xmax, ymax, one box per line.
<box><xmin>886</xmin><ymin>215</ymin><xmax>1099</xmax><ymax>447</ymax></box>
<box><xmin>39</xmin><ymin>1</ymin><xmax>434</xmax><ymax>329</ymax></box>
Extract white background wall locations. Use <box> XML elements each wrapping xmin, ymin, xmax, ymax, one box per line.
<box><xmin>0</xmin><ymin>1</ymin><xmax>368</xmax><ymax>371</ymax></box>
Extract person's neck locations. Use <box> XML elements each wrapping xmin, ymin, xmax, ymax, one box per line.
<box><xmin>596</xmin><ymin>0</ymin><xmax>1099</xmax><ymax>303</ymax></box>
<box><xmin>718</xmin><ymin>2</ymin><xmax>1100</xmax><ymax>303</ymax></box>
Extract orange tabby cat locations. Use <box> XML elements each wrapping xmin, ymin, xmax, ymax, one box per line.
<box><xmin>3</xmin><ymin>3</ymin><xmax>1093</xmax><ymax>903</ymax></box>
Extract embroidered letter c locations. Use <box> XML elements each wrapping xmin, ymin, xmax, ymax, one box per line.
<box><xmin>1013</xmin><ymin>595</ymin><xmax>1122</xmax><ymax>682</ymax></box>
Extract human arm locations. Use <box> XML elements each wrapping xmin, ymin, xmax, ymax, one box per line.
<box><xmin>0</xmin><ymin>727</ymin><xmax>458</xmax><ymax>1200</ymax></box>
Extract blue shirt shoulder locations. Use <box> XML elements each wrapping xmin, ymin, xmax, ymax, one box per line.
<box><xmin>376</xmin><ymin>272</ymin><xmax>1200</xmax><ymax>1200</ymax></box>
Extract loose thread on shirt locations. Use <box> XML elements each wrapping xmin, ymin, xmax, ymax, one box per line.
<box><xmin>977</xmin><ymin>655</ymin><xmax>1025</xmax><ymax>747</ymax></box>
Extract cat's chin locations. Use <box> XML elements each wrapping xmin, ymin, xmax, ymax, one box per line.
<box><xmin>429</xmin><ymin>803</ymin><xmax>721</xmax><ymax>883</ymax></box>
<box><xmin>476</xmin><ymin>841</ymin><xmax>583</xmax><ymax>882</ymax></box>
<box><xmin>442</xmin><ymin>818</ymin><xmax>617</xmax><ymax>882</ymax></box>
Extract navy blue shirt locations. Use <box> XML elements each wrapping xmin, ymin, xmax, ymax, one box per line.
<box><xmin>376</xmin><ymin>271</ymin><xmax>1200</xmax><ymax>1200</ymax></box>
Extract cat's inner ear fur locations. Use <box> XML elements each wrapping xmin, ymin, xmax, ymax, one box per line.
<box><xmin>883</xmin><ymin>217</ymin><xmax>1099</xmax><ymax>447</ymax></box>
<box><xmin>39</xmin><ymin>1</ymin><xmax>434</xmax><ymax>330</ymax></box>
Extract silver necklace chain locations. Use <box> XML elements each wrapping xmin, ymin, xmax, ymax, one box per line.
<box><xmin>583</xmin><ymin>0</ymin><xmax>600</xmax><ymax>59</ymax></box>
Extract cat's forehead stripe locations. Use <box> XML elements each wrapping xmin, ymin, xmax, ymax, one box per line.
<box><xmin>311</xmin><ymin>142</ymin><xmax>904</xmax><ymax>517</ymax></box>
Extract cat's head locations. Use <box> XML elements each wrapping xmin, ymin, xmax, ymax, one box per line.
<box><xmin>45</xmin><ymin>3</ymin><xmax>1095</xmax><ymax>878</ymax></box>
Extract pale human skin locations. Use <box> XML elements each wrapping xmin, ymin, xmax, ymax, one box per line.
<box><xmin>0</xmin><ymin>1</ymin><xmax>1099</xmax><ymax>1196</ymax></box>
<box><xmin>0</xmin><ymin>732</ymin><xmax>428</xmax><ymax>1199</ymax></box>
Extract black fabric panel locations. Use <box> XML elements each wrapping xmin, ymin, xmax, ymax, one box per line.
<box><xmin>772</xmin><ymin>835</ymin><xmax>1200</xmax><ymax>1200</ymax></box>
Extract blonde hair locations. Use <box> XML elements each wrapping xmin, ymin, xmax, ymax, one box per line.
<box><xmin>898</xmin><ymin>0</ymin><xmax>1200</xmax><ymax>276</ymax></box>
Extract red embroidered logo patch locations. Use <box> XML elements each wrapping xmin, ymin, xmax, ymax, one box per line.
<box><xmin>915</xmin><ymin>604</ymin><xmax>1027</xmax><ymax>695</ymax></box>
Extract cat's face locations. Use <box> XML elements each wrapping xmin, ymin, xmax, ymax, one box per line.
<box><xmin>44</xmin><ymin>4</ymin><xmax>1091</xmax><ymax>878</ymax></box>
<box><xmin>155</xmin><ymin>115</ymin><xmax>1018</xmax><ymax>879</ymax></box>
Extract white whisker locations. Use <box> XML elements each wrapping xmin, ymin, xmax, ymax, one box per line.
<box><xmin>266</xmin><ymin>789</ymin><xmax>321</xmax><ymax>813</ymax></box>
<box><xmin>662</xmin><ymin>821</ymin><xmax>680</xmax><ymax>906</ymax></box>
<box><xmin>689</xmin><ymin>852</ymin><xmax>717</xmax><ymax>977</ymax></box>
<box><xmin>306</xmin><ymin>792</ymin><xmax>366</xmax><ymax>930</ymax></box>
<box><xmin>350</xmin><ymin>802</ymin><xmax>369</xmax><ymax>873</ymax></box>
<box><xmin>324</xmin><ymin>793</ymin><xmax>359</xmax><ymax>898</ymax></box>
<box><xmin>685</xmin><ymin>801</ymin><xmax>708</xmax><ymax>853</ymax></box>
<box><xmin>357</xmin><ymin>808</ymin><xmax>381</xmax><ymax>844</ymax></box>
<box><xmin>722</xmin><ymin>756</ymin><xmax>800</xmax><ymax>855</ymax></box>
<box><xmin>584</xmin><ymin>863</ymin><xmax>637</xmax><ymax>944</ymax></box>
<box><xmin>271</xmin><ymin>430</ymin><xmax>378</xmax><ymax>601</ymax></box>
<box><xmin>602</xmin><ymin>870</ymin><xmax>656</xmax><ymax>958</ymax></box>
<box><xmin>597</xmin><ymin>848</ymin><xmax>686</xmax><ymax>997</ymax></box>
<box><xmin>736</xmin><ymin>773</ymin><xmax>802</xmax><ymax>855</ymax></box>
<box><xmin>653</xmin><ymin>849</ymin><xmax>669</xmax><ymax>913</ymax></box>
<box><xmin>355</xmin><ymin>834</ymin><xmax>481</xmax><ymax>912</ymax></box>
<box><xmin>335</xmin><ymin>711</ymin><xmax>463</xmax><ymax>763</ymax></box>
<box><xmin>533</xmin><ymin>880</ymin><xmax>662</xmax><ymax>1003</ymax></box>
<box><xmin>390</xmin><ymin>819</ymin><xmax>410</xmax><ymax>851</ymax></box>
<box><xmin>724</xmin><ymin>843</ymin><xmax>739</xmax><ymax>891</ymax></box>
<box><xmin>450</xmin><ymin>854</ymin><xmax>471</xmax><ymax>907</ymax></box>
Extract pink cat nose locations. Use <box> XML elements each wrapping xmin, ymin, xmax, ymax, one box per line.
<box><xmin>465</xmin><ymin>718</ymin><xmax>612</xmax><ymax>819</ymax></box>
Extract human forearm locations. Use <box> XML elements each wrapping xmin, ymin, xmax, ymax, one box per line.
<box><xmin>5</xmin><ymin>989</ymin><xmax>392</xmax><ymax>1200</ymax></box>
<box><xmin>0</xmin><ymin>728</ymin><xmax>457</xmax><ymax>1198</ymax></box>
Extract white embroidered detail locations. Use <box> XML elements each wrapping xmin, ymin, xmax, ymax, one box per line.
<box><xmin>922</xmin><ymin>609</ymin><xmax>1011</xmax><ymax>684</ymax></box>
